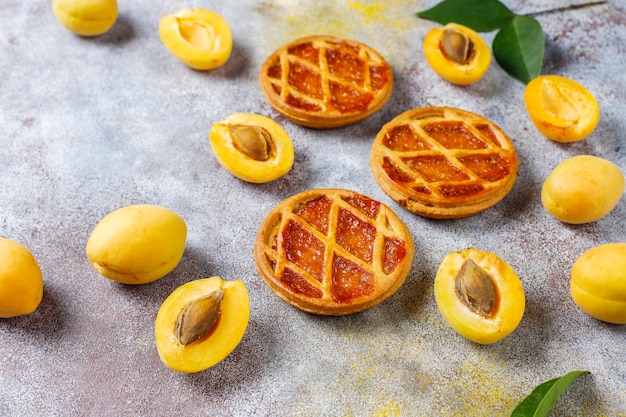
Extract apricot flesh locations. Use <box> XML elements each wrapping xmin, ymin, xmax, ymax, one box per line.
<box><xmin>52</xmin><ymin>0</ymin><xmax>118</xmax><ymax>37</ymax></box>
<box><xmin>542</xmin><ymin>155</ymin><xmax>624</xmax><ymax>224</ymax></box>
<box><xmin>209</xmin><ymin>113</ymin><xmax>294</xmax><ymax>183</ymax></box>
<box><xmin>423</xmin><ymin>23</ymin><xmax>491</xmax><ymax>85</ymax></box>
<box><xmin>159</xmin><ymin>9</ymin><xmax>232</xmax><ymax>70</ymax></box>
<box><xmin>155</xmin><ymin>277</ymin><xmax>250</xmax><ymax>373</ymax></box>
<box><xmin>0</xmin><ymin>238</ymin><xmax>44</xmax><ymax>318</ymax></box>
<box><xmin>571</xmin><ymin>243</ymin><xmax>626</xmax><ymax>324</ymax></box>
<box><xmin>86</xmin><ymin>204</ymin><xmax>187</xmax><ymax>284</ymax></box>
<box><xmin>524</xmin><ymin>75</ymin><xmax>600</xmax><ymax>142</ymax></box>
<box><xmin>434</xmin><ymin>248</ymin><xmax>525</xmax><ymax>344</ymax></box>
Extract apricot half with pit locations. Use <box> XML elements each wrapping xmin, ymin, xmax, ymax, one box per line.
<box><xmin>0</xmin><ymin>238</ymin><xmax>44</xmax><ymax>318</ymax></box>
<box><xmin>159</xmin><ymin>9</ymin><xmax>232</xmax><ymax>70</ymax></box>
<box><xmin>434</xmin><ymin>248</ymin><xmax>525</xmax><ymax>344</ymax></box>
<box><xmin>86</xmin><ymin>204</ymin><xmax>187</xmax><ymax>284</ymax></box>
<box><xmin>209</xmin><ymin>113</ymin><xmax>294</xmax><ymax>183</ymax></box>
<box><xmin>155</xmin><ymin>277</ymin><xmax>250</xmax><ymax>373</ymax></box>
<box><xmin>571</xmin><ymin>243</ymin><xmax>626</xmax><ymax>324</ymax></box>
<box><xmin>423</xmin><ymin>23</ymin><xmax>491</xmax><ymax>85</ymax></box>
<box><xmin>52</xmin><ymin>0</ymin><xmax>118</xmax><ymax>37</ymax></box>
<box><xmin>524</xmin><ymin>75</ymin><xmax>600</xmax><ymax>142</ymax></box>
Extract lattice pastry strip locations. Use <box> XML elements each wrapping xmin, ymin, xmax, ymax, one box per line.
<box><xmin>254</xmin><ymin>189</ymin><xmax>414</xmax><ymax>315</ymax></box>
<box><xmin>259</xmin><ymin>35</ymin><xmax>393</xmax><ymax>128</ymax></box>
<box><xmin>371</xmin><ymin>107</ymin><xmax>519</xmax><ymax>219</ymax></box>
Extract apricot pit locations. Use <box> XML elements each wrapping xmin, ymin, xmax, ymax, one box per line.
<box><xmin>155</xmin><ymin>277</ymin><xmax>250</xmax><ymax>373</ymax></box>
<box><xmin>434</xmin><ymin>248</ymin><xmax>525</xmax><ymax>344</ymax></box>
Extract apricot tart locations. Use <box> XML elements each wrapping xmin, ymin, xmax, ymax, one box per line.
<box><xmin>259</xmin><ymin>35</ymin><xmax>393</xmax><ymax>128</ymax></box>
<box><xmin>254</xmin><ymin>188</ymin><xmax>414</xmax><ymax>315</ymax></box>
<box><xmin>370</xmin><ymin>107</ymin><xmax>519</xmax><ymax>219</ymax></box>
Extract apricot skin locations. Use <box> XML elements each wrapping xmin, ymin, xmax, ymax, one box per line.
<box><xmin>434</xmin><ymin>248</ymin><xmax>525</xmax><ymax>344</ymax></box>
<box><xmin>52</xmin><ymin>0</ymin><xmax>118</xmax><ymax>37</ymax></box>
<box><xmin>571</xmin><ymin>243</ymin><xmax>626</xmax><ymax>324</ymax></box>
<box><xmin>0</xmin><ymin>238</ymin><xmax>44</xmax><ymax>318</ymax></box>
<box><xmin>155</xmin><ymin>277</ymin><xmax>250</xmax><ymax>373</ymax></box>
<box><xmin>159</xmin><ymin>9</ymin><xmax>232</xmax><ymax>70</ymax></box>
<box><xmin>524</xmin><ymin>75</ymin><xmax>600</xmax><ymax>142</ymax></box>
<box><xmin>542</xmin><ymin>155</ymin><xmax>624</xmax><ymax>224</ymax></box>
<box><xmin>86</xmin><ymin>204</ymin><xmax>187</xmax><ymax>284</ymax></box>
<box><xmin>423</xmin><ymin>23</ymin><xmax>491</xmax><ymax>85</ymax></box>
<box><xmin>209</xmin><ymin>113</ymin><xmax>294</xmax><ymax>183</ymax></box>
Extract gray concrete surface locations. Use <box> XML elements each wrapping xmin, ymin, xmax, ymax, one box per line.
<box><xmin>1</xmin><ymin>1</ymin><xmax>624</xmax><ymax>416</ymax></box>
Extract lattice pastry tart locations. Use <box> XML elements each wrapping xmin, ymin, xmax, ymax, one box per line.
<box><xmin>254</xmin><ymin>189</ymin><xmax>414</xmax><ymax>315</ymax></box>
<box><xmin>370</xmin><ymin>107</ymin><xmax>519</xmax><ymax>219</ymax></box>
<box><xmin>259</xmin><ymin>35</ymin><xmax>393</xmax><ymax>128</ymax></box>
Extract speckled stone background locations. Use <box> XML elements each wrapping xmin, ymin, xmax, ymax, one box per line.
<box><xmin>1</xmin><ymin>1</ymin><xmax>625</xmax><ymax>416</ymax></box>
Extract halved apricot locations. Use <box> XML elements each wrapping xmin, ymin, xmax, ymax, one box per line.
<box><xmin>209</xmin><ymin>113</ymin><xmax>294</xmax><ymax>183</ymax></box>
<box><xmin>159</xmin><ymin>9</ymin><xmax>232</xmax><ymax>70</ymax></box>
<box><xmin>434</xmin><ymin>248</ymin><xmax>525</xmax><ymax>344</ymax></box>
<box><xmin>155</xmin><ymin>277</ymin><xmax>250</xmax><ymax>373</ymax></box>
<box><xmin>524</xmin><ymin>75</ymin><xmax>600</xmax><ymax>142</ymax></box>
<box><xmin>423</xmin><ymin>23</ymin><xmax>491</xmax><ymax>85</ymax></box>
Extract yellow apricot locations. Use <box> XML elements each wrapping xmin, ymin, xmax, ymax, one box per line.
<box><xmin>86</xmin><ymin>204</ymin><xmax>187</xmax><ymax>284</ymax></box>
<box><xmin>524</xmin><ymin>75</ymin><xmax>600</xmax><ymax>142</ymax></box>
<box><xmin>52</xmin><ymin>0</ymin><xmax>118</xmax><ymax>37</ymax></box>
<box><xmin>542</xmin><ymin>155</ymin><xmax>624</xmax><ymax>224</ymax></box>
<box><xmin>0</xmin><ymin>238</ymin><xmax>43</xmax><ymax>318</ymax></box>
<box><xmin>571</xmin><ymin>243</ymin><xmax>626</xmax><ymax>324</ymax></box>
<box><xmin>159</xmin><ymin>9</ymin><xmax>232</xmax><ymax>70</ymax></box>
<box><xmin>423</xmin><ymin>23</ymin><xmax>491</xmax><ymax>85</ymax></box>
<box><xmin>155</xmin><ymin>277</ymin><xmax>250</xmax><ymax>373</ymax></box>
<box><xmin>434</xmin><ymin>248</ymin><xmax>525</xmax><ymax>344</ymax></box>
<box><xmin>209</xmin><ymin>113</ymin><xmax>294</xmax><ymax>183</ymax></box>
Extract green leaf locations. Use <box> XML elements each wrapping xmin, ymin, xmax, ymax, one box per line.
<box><xmin>492</xmin><ymin>15</ymin><xmax>545</xmax><ymax>84</ymax></box>
<box><xmin>510</xmin><ymin>370</ymin><xmax>590</xmax><ymax>417</ymax></box>
<box><xmin>416</xmin><ymin>0</ymin><xmax>516</xmax><ymax>32</ymax></box>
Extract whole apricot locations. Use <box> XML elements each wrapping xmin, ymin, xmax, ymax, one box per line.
<box><xmin>52</xmin><ymin>0</ymin><xmax>118</xmax><ymax>37</ymax></box>
<box><xmin>0</xmin><ymin>238</ymin><xmax>43</xmax><ymax>318</ymax></box>
<box><xmin>571</xmin><ymin>243</ymin><xmax>626</xmax><ymax>324</ymax></box>
<box><xmin>159</xmin><ymin>9</ymin><xmax>232</xmax><ymax>70</ymax></box>
<box><xmin>155</xmin><ymin>277</ymin><xmax>250</xmax><ymax>373</ymax></box>
<box><xmin>542</xmin><ymin>155</ymin><xmax>624</xmax><ymax>224</ymax></box>
<box><xmin>209</xmin><ymin>113</ymin><xmax>294</xmax><ymax>183</ymax></box>
<box><xmin>423</xmin><ymin>23</ymin><xmax>491</xmax><ymax>85</ymax></box>
<box><xmin>434</xmin><ymin>248</ymin><xmax>525</xmax><ymax>344</ymax></box>
<box><xmin>524</xmin><ymin>75</ymin><xmax>600</xmax><ymax>142</ymax></box>
<box><xmin>86</xmin><ymin>204</ymin><xmax>187</xmax><ymax>284</ymax></box>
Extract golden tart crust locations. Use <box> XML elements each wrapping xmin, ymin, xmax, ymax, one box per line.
<box><xmin>370</xmin><ymin>107</ymin><xmax>519</xmax><ymax>219</ymax></box>
<box><xmin>254</xmin><ymin>188</ymin><xmax>414</xmax><ymax>315</ymax></box>
<box><xmin>259</xmin><ymin>35</ymin><xmax>393</xmax><ymax>129</ymax></box>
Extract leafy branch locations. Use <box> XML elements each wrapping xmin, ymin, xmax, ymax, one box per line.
<box><xmin>416</xmin><ymin>0</ymin><xmax>606</xmax><ymax>84</ymax></box>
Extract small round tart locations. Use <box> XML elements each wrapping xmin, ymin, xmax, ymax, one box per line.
<box><xmin>254</xmin><ymin>188</ymin><xmax>414</xmax><ymax>316</ymax></box>
<box><xmin>259</xmin><ymin>35</ymin><xmax>393</xmax><ymax>129</ymax></box>
<box><xmin>370</xmin><ymin>107</ymin><xmax>519</xmax><ymax>219</ymax></box>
